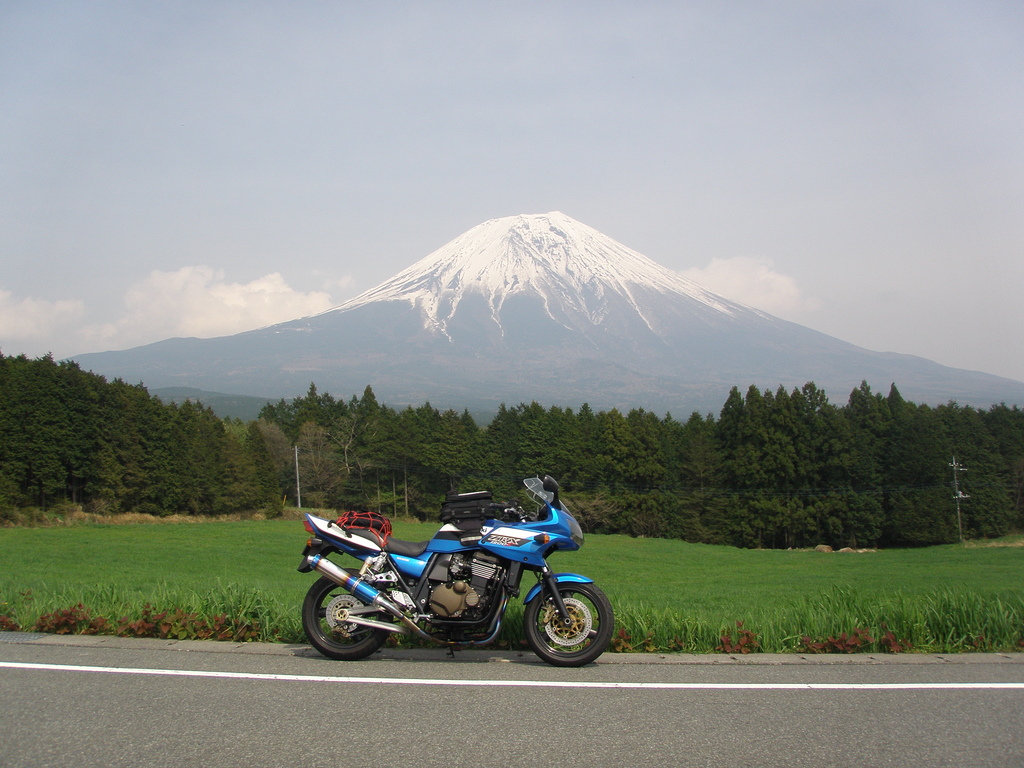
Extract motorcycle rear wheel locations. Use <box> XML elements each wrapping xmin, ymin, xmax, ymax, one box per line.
<box><xmin>523</xmin><ymin>581</ymin><xmax>614</xmax><ymax>667</ymax></box>
<box><xmin>301</xmin><ymin>576</ymin><xmax>391</xmax><ymax>660</ymax></box>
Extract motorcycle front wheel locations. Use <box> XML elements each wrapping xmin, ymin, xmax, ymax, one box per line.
<box><xmin>301</xmin><ymin>576</ymin><xmax>391</xmax><ymax>660</ymax></box>
<box><xmin>523</xmin><ymin>581</ymin><xmax>614</xmax><ymax>667</ymax></box>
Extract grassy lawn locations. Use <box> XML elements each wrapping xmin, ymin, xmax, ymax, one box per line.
<box><xmin>2</xmin><ymin>517</ymin><xmax>1022</xmax><ymax>653</ymax></box>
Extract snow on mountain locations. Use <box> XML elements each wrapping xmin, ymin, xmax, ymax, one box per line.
<box><xmin>71</xmin><ymin>212</ymin><xmax>1024</xmax><ymax>414</ymax></box>
<box><xmin>325</xmin><ymin>212</ymin><xmax>750</xmax><ymax>340</ymax></box>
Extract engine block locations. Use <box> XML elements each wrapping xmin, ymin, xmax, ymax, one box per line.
<box><xmin>428</xmin><ymin>552</ymin><xmax>504</xmax><ymax>618</ymax></box>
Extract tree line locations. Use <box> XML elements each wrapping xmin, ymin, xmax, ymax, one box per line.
<box><xmin>0</xmin><ymin>354</ymin><xmax>279</xmax><ymax>517</ymax></box>
<box><xmin>2</xmin><ymin>352</ymin><xmax>1022</xmax><ymax>548</ymax></box>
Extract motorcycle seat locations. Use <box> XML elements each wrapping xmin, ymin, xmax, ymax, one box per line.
<box><xmin>383</xmin><ymin>537</ymin><xmax>430</xmax><ymax>557</ymax></box>
<box><xmin>345</xmin><ymin>528</ymin><xmax>429</xmax><ymax>557</ymax></box>
<box><xmin>342</xmin><ymin>528</ymin><xmax>425</xmax><ymax>557</ymax></box>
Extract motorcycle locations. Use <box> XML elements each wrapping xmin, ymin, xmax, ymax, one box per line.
<box><xmin>297</xmin><ymin>475</ymin><xmax>614</xmax><ymax>667</ymax></box>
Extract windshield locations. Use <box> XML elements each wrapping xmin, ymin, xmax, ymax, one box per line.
<box><xmin>524</xmin><ymin>476</ymin><xmax>582</xmax><ymax>546</ymax></box>
<box><xmin>523</xmin><ymin>476</ymin><xmax>552</xmax><ymax>506</ymax></box>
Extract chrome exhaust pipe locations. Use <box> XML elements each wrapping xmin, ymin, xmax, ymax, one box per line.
<box><xmin>306</xmin><ymin>554</ymin><xmax>440</xmax><ymax>644</ymax></box>
<box><xmin>308</xmin><ymin>554</ymin><xmax>396</xmax><ymax>609</ymax></box>
<box><xmin>345</xmin><ymin>615</ymin><xmax>412</xmax><ymax>635</ymax></box>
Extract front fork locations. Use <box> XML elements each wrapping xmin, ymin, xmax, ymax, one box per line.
<box><xmin>542</xmin><ymin>568</ymin><xmax>574</xmax><ymax>627</ymax></box>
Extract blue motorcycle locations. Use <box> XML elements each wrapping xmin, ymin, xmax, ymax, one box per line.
<box><xmin>297</xmin><ymin>476</ymin><xmax>614</xmax><ymax>666</ymax></box>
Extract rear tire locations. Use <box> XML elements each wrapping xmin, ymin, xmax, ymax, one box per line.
<box><xmin>524</xmin><ymin>581</ymin><xmax>614</xmax><ymax>667</ymax></box>
<box><xmin>301</xmin><ymin>576</ymin><xmax>390</xmax><ymax>660</ymax></box>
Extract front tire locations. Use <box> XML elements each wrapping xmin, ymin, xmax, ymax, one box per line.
<box><xmin>301</xmin><ymin>576</ymin><xmax>390</xmax><ymax>660</ymax></box>
<box><xmin>524</xmin><ymin>581</ymin><xmax>614</xmax><ymax>667</ymax></box>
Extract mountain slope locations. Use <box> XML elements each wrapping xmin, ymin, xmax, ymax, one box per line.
<box><xmin>331</xmin><ymin>211</ymin><xmax>746</xmax><ymax>336</ymax></box>
<box><xmin>73</xmin><ymin>212</ymin><xmax>1024</xmax><ymax>414</ymax></box>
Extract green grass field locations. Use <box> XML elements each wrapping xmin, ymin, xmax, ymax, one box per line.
<box><xmin>1</xmin><ymin>517</ymin><xmax>1022</xmax><ymax>653</ymax></box>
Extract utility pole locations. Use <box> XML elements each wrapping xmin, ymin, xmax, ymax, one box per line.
<box><xmin>294</xmin><ymin>445</ymin><xmax>302</xmax><ymax>509</ymax></box>
<box><xmin>949</xmin><ymin>456</ymin><xmax>969</xmax><ymax>544</ymax></box>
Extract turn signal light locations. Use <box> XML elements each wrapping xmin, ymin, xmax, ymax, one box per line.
<box><xmin>533</xmin><ymin>534</ymin><xmax>551</xmax><ymax>544</ymax></box>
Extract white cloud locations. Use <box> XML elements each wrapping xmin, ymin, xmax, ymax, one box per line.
<box><xmin>77</xmin><ymin>267</ymin><xmax>336</xmax><ymax>352</ymax></box>
<box><xmin>681</xmin><ymin>257</ymin><xmax>821</xmax><ymax>318</ymax></box>
<box><xmin>0</xmin><ymin>289</ymin><xmax>85</xmax><ymax>355</ymax></box>
<box><xmin>311</xmin><ymin>270</ymin><xmax>356</xmax><ymax>294</ymax></box>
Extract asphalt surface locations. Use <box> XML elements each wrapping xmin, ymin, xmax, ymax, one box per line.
<box><xmin>2</xmin><ymin>633</ymin><xmax>1024</xmax><ymax>767</ymax></box>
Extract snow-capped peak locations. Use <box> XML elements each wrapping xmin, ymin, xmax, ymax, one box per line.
<box><xmin>327</xmin><ymin>212</ymin><xmax>742</xmax><ymax>335</ymax></box>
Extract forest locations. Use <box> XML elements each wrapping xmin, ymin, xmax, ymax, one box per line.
<box><xmin>2</xmin><ymin>352</ymin><xmax>1022</xmax><ymax>548</ymax></box>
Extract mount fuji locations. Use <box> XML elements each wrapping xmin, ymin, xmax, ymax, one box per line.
<box><xmin>74</xmin><ymin>212</ymin><xmax>1024</xmax><ymax>415</ymax></box>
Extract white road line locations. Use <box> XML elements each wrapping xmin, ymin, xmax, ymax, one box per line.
<box><xmin>1</xmin><ymin>661</ymin><xmax>1023</xmax><ymax>690</ymax></box>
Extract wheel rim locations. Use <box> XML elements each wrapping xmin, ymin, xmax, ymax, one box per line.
<box><xmin>313</xmin><ymin>587</ymin><xmax>375</xmax><ymax>645</ymax></box>
<box><xmin>323</xmin><ymin>594</ymin><xmax>366</xmax><ymax>639</ymax></box>
<box><xmin>537</xmin><ymin>592</ymin><xmax>604</xmax><ymax>653</ymax></box>
<box><xmin>542</xmin><ymin>597</ymin><xmax>593</xmax><ymax>647</ymax></box>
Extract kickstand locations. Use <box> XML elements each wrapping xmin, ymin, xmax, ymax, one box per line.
<box><xmin>446</xmin><ymin>645</ymin><xmax>458</xmax><ymax>659</ymax></box>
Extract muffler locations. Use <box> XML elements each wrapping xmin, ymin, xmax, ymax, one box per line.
<box><xmin>306</xmin><ymin>554</ymin><xmax>440</xmax><ymax>644</ymax></box>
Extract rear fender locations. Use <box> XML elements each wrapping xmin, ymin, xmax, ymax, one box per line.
<box><xmin>524</xmin><ymin>573</ymin><xmax>593</xmax><ymax>604</ymax></box>
<box><xmin>305</xmin><ymin>513</ymin><xmax>381</xmax><ymax>554</ymax></box>
<box><xmin>297</xmin><ymin>537</ymin><xmax>337</xmax><ymax>572</ymax></box>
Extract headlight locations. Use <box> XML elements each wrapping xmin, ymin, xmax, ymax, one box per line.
<box><xmin>567</xmin><ymin>515</ymin><xmax>584</xmax><ymax>547</ymax></box>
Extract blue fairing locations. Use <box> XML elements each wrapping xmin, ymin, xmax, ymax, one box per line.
<box><xmin>474</xmin><ymin>502</ymin><xmax>585</xmax><ymax>567</ymax></box>
<box><xmin>389</xmin><ymin>553</ymin><xmax>428</xmax><ymax>578</ymax></box>
<box><xmin>425</xmin><ymin>536</ymin><xmax>479</xmax><ymax>554</ymax></box>
<box><xmin>524</xmin><ymin>573</ymin><xmax>594</xmax><ymax>603</ymax></box>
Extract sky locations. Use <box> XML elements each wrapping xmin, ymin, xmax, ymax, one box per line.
<box><xmin>2</xmin><ymin>1</ymin><xmax>1022</xmax><ymax>383</ymax></box>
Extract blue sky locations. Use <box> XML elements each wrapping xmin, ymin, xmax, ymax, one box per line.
<box><xmin>2</xmin><ymin>1</ymin><xmax>1022</xmax><ymax>383</ymax></box>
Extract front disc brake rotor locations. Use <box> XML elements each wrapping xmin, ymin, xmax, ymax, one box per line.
<box><xmin>543</xmin><ymin>597</ymin><xmax>592</xmax><ymax>647</ymax></box>
<box><xmin>324</xmin><ymin>594</ymin><xmax>362</xmax><ymax>636</ymax></box>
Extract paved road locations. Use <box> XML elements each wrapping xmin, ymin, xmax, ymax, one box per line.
<box><xmin>2</xmin><ymin>634</ymin><xmax>1023</xmax><ymax>768</ymax></box>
